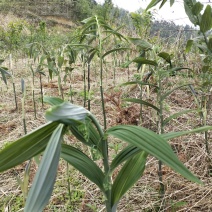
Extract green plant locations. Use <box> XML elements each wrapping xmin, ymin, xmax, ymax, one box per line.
<box><xmin>0</xmin><ymin>58</ymin><xmax>11</xmax><ymax>86</ymax></box>
<box><xmin>146</xmin><ymin>0</ymin><xmax>212</xmax><ymax>175</ymax></box>
<box><xmin>0</xmin><ymin>96</ymin><xmax>211</xmax><ymax>212</ymax></box>
<box><xmin>122</xmin><ymin>37</ymin><xmax>198</xmax><ymax>205</ymax></box>
<box><xmin>80</xmin><ymin>15</ymin><xmax>128</xmax><ymax>130</ymax></box>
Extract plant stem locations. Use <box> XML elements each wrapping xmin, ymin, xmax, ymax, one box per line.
<box><xmin>58</xmin><ymin>73</ymin><xmax>64</xmax><ymax>100</ymax></box>
<box><xmin>88</xmin><ymin>61</ymin><xmax>91</xmax><ymax>111</ymax></box>
<box><xmin>89</xmin><ymin>113</ymin><xmax>111</xmax><ymax>211</ymax></box>
<box><xmin>157</xmin><ymin>71</ymin><xmax>165</xmax><ymax>205</ymax></box>
<box><xmin>83</xmin><ymin>59</ymin><xmax>86</xmax><ymax>108</ymax></box>
<box><xmin>21</xmin><ymin>79</ymin><xmax>27</xmax><ymax>135</ymax></box>
<box><xmin>66</xmin><ymin>162</ymin><xmax>72</xmax><ymax>203</ymax></box>
<box><xmin>9</xmin><ymin>54</ymin><xmax>18</xmax><ymax>110</ymax></box>
<box><xmin>39</xmin><ymin>73</ymin><xmax>44</xmax><ymax>108</ymax></box>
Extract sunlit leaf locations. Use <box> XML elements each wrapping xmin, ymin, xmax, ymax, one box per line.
<box><xmin>45</xmin><ymin>102</ymin><xmax>89</xmax><ymax>125</ymax></box>
<box><xmin>44</xmin><ymin>96</ymin><xmax>64</xmax><ymax>106</ymax></box>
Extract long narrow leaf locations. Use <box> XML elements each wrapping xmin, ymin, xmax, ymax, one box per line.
<box><xmin>124</xmin><ymin>98</ymin><xmax>160</xmax><ymax>112</ymax></box>
<box><xmin>121</xmin><ymin>81</ymin><xmax>158</xmax><ymax>88</ymax></box>
<box><xmin>0</xmin><ymin>67</ymin><xmax>11</xmax><ymax>85</ymax></box>
<box><xmin>111</xmin><ymin>151</ymin><xmax>148</xmax><ymax>208</ymax></box>
<box><xmin>133</xmin><ymin>57</ymin><xmax>158</xmax><ymax>66</ymax></box>
<box><xmin>61</xmin><ymin>144</ymin><xmax>105</xmax><ymax>192</ymax></box>
<box><xmin>102</xmin><ymin>48</ymin><xmax>129</xmax><ymax>59</ymax></box>
<box><xmin>110</xmin><ymin>145</ymin><xmax>142</xmax><ymax>172</ymax></box>
<box><xmin>24</xmin><ymin>124</ymin><xmax>64</xmax><ymax>212</ymax></box>
<box><xmin>107</xmin><ymin>125</ymin><xmax>202</xmax><ymax>184</ymax></box>
<box><xmin>162</xmin><ymin>126</ymin><xmax>212</xmax><ymax>140</ymax></box>
<box><xmin>161</xmin><ymin>84</ymin><xmax>192</xmax><ymax>101</ymax></box>
<box><xmin>146</xmin><ymin>0</ymin><xmax>163</xmax><ymax>10</ymax></box>
<box><xmin>163</xmin><ymin>109</ymin><xmax>199</xmax><ymax>125</ymax></box>
<box><xmin>0</xmin><ymin>122</ymin><xmax>59</xmax><ymax>172</ymax></box>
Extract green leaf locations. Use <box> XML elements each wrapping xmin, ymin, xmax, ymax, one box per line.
<box><xmin>200</xmin><ymin>5</ymin><xmax>212</xmax><ymax>33</ymax></box>
<box><xmin>0</xmin><ymin>67</ymin><xmax>11</xmax><ymax>85</ymax></box>
<box><xmin>158</xmin><ymin>52</ymin><xmax>172</xmax><ymax>65</ymax></box>
<box><xmin>24</xmin><ymin>124</ymin><xmax>64</xmax><ymax>212</ymax></box>
<box><xmin>58</xmin><ymin>55</ymin><xmax>64</xmax><ymax>68</ymax></box>
<box><xmin>102</xmin><ymin>48</ymin><xmax>129</xmax><ymax>59</ymax></box>
<box><xmin>186</xmin><ymin>40</ymin><xmax>194</xmax><ymax>52</ymax></box>
<box><xmin>127</xmin><ymin>37</ymin><xmax>152</xmax><ymax>50</ymax></box>
<box><xmin>133</xmin><ymin>57</ymin><xmax>158</xmax><ymax>66</ymax></box>
<box><xmin>61</xmin><ymin>144</ymin><xmax>105</xmax><ymax>192</ymax></box>
<box><xmin>123</xmin><ymin>98</ymin><xmax>160</xmax><ymax>112</ymax></box>
<box><xmin>184</xmin><ymin>0</ymin><xmax>197</xmax><ymax>25</ymax></box>
<box><xmin>44</xmin><ymin>96</ymin><xmax>64</xmax><ymax>106</ymax></box>
<box><xmin>111</xmin><ymin>151</ymin><xmax>148</xmax><ymax>208</ymax></box>
<box><xmin>45</xmin><ymin>102</ymin><xmax>89</xmax><ymax>125</ymax></box>
<box><xmin>159</xmin><ymin>0</ymin><xmax>168</xmax><ymax>9</ymax></box>
<box><xmin>192</xmin><ymin>2</ymin><xmax>203</xmax><ymax>16</ymax></box>
<box><xmin>121</xmin><ymin>81</ymin><xmax>158</xmax><ymax>88</ymax></box>
<box><xmin>110</xmin><ymin>145</ymin><xmax>142</xmax><ymax>171</ymax></box>
<box><xmin>207</xmin><ymin>37</ymin><xmax>212</xmax><ymax>51</ymax></box>
<box><xmin>163</xmin><ymin>109</ymin><xmax>199</xmax><ymax>125</ymax></box>
<box><xmin>146</xmin><ymin>0</ymin><xmax>162</xmax><ymax>10</ymax></box>
<box><xmin>168</xmin><ymin>67</ymin><xmax>192</xmax><ymax>76</ymax></box>
<box><xmin>0</xmin><ymin>122</ymin><xmax>59</xmax><ymax>172</ymax></box>
<box><xmin>121</xmin><ymin>80</ymin><xmax>156</xmax><ymax>87</ymax></box>
<box><xmin>107</xmin><ymin>125</ymin><xmax>202</xmax><ymax>184</ymax></box>
<box><xmin>170</xmin><ymin>0</ymin><xmax>175</xmax><ymax>6</ymax></box>
<box><xmin>161</xmin><ymin>84</ymin><xmax>192</xmax><ymax>101</ymax></box>
<box><xmin>69</xmin><ymin>119</ymin><xmax>102</xmax><ymax>154</ymax></box>
<box><xmin>161</xmin><ymin>126</ymin><xmax>212</xmax><ymax>140</ymax></box>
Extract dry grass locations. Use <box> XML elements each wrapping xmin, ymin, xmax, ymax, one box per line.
<box><xmin>0</xmin><ymin>55</ymin><xmax>211</xmax><ymax>212</ymax></box>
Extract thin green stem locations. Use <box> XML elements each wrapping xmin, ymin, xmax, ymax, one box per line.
<box><xmin>88</xmin><ymin>62</ymin><xmax>91</xmax><ymax>111</ymax></box>
<box><xmin>89</xmin><ymin>113</ymin><xmax>111</xmax><ymax>211</ymax></box>
<box><xmin>157</xmin><ymin>71</ymin><xmax>165</xmax><ymax>205</ymax></box>
<box><xmin>39</xmin><ymin>73</ymin><xmax>44</xmax><ymax>108</ymax></box>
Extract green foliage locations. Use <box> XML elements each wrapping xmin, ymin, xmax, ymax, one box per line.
<box><xmin>130</xmin><ymin>9</ymin><xmax>152</xmax><ymax>37</ymax></box>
